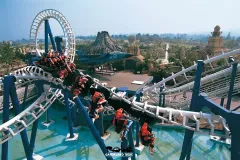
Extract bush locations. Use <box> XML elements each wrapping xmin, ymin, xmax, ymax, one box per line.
<box><xmin>112</xmin><ymin>60</ymin><xmax>124</xmax><ymax>71</ymax></box>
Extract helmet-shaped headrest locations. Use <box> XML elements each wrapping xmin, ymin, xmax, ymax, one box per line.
<box><xmin>93</xmin><ymin>91</ymin><xmax>102</xmax><ymax>99</ymax></box>
<box><xmin>115</xmin><ymin>108</ymin><xmax>124</xmax><ymax>119</ymax></box>
<box><xmin>116</xmin><ymin>108</ymin><xmax>123</xmax><ymax>113</ymax></box>
<box><xmin>141</xmin><ymin>122</ymin><xmax>148</xmax><ymax>130</ymax></box>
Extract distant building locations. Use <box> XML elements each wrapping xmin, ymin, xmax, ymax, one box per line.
<box><xmin>206</xmin><ymin>25</ymin><xmax>224</xmax><ymax>57</ymax></box>
<box><xmin>147</xmin><ymin>43</ymin><xmax>170</xmax><ymax>70</ymax></box>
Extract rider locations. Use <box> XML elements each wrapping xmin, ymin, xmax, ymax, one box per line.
<box><xmin>139</xmin><ymin>122</ymin><xmax>155</xmax><ymax>155</ymax></box>
<box><xmin>88</xmin><ymin>91</ymin><xmax>106</xmax><ymax>122</ymax></box>
<box><xmin>71</xmin><ymin>76</ymin><xmax>88</xmax><ymax>99</ymax></box>
<box><xmin>113</xmin><ymin>108</ymin><xmax>132</xmax><ymax>142</ymax></box>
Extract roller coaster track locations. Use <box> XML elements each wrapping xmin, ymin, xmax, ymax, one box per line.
<box><xmin>137</xmin><ymin>49</ymin><xmax>240</xmax><ymax>109</ymax></box>
<box><xmin>1</xmin><ymin>50</ymin><xmax>239</xmax><ymax>144</ymax></box>
<box><xmin>0</xmin><ymin>84</ymin><xmax>38</xmax><ymax>112</ymax></box>
<box><xmin>1</xmin><ymin>7</ymin><xmax>238</xmax><ymax>143</ymax></box>
<box><xmin>145</xmin><ymin>63</ymin><xmax>240</xmax><ymax>109</ymax></box>
<box><xmin>29</xmin><ymin>9</ymin><xmax>75</xmax><ymax>62</ymax></box>
<box><xmin>0</xmin><ymin>65</ymin><xmax>231</xmax><ymax>144</ymax></box>
<box><xmin>0</xmin><ymin>88</ymin><xmax>61</xmax><ymax>144</ymax></box>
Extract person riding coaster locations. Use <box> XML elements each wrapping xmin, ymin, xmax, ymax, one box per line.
<box><xmin>139</xmin><ymin>122</ymin><xmax>155</xmax><ymax>155</ymax></box>
<box><xmin>88</xmin><ymin>90</ymin><xmax>107</xmax><ymax>122</ymax></box>
<box><xmin>112</xmin><ymin>108</ymin><xmax>133</xmax><ymax>142</ymax></box>
<box><xmin>36</xmin><ymin>51</ymin><xmax>90</xmax><ymax>98</ymax></box>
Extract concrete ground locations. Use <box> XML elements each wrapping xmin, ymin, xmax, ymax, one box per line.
<box><xmin>0</xmin><ymin>103</ymin><xmax>230</xmax><ymax>160</ymax></box>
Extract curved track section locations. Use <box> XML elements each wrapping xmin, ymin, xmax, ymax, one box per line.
<box><xmin>139</xmin><ymin>49</ymin><xmax>240</xmax><ymax>108</ymax></box>
<box><xmin>108</xmin><ymin>90</ymin><xmax>230</xmax><ymax>137</ymax></box>
<box><xmin>143</xmin><ymin>48</ymin><xmax>240</xmax><ymax>94</ymax></box>
<box><xmin>0</xmin><ymin>68</ymin><xmax>231</xmax><ymax>144</ymax></box>
<box><xmin>0</xmin><ymin>84</ymin><xmax>37</xmax><ymax>112</ymax></box>
<box><xmin>146</xmin><ymin>63</ymin><xmax>240</xmax><ymax>109</ymax></box>
<box><xmin>29</xmin><ymin>9</ymin><xmax>75</xmax><ymax>62</ymax></box>
<box><xmin>14</xmin><ymin>66</ymin><xmax>65</xmax><ymax>87</ymax></box>
<box><xmin>0</xmin><ymin>88</ymin><xmax>61</xmax><ymax>144</ymax></box>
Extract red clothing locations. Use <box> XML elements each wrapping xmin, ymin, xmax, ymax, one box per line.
<box><xmin>141</xmin><ymin>129</ymin><xmax>151</xmax><ymax>137</ymax></box>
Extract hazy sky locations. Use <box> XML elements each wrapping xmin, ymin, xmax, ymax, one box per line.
<box><xmin>0</xmin><ymin>0</ymin><xmax>239</xmax><ymax>41</ymax></box>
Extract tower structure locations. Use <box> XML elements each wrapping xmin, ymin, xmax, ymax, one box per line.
<box><xmin>207</xmin><ymin>25</ymin><xmax>224</xmax><ymax>57</ymax></box>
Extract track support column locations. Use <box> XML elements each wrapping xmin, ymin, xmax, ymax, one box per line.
<box><xmin>121</xmin><ymin>137</ymin><xmax>128</xmax><ymax>160</ymax></box>
<box><xmin>74</xmin><ymin>97</ymin><xmax>113</xmax><ymax>160</ymax></box>
<box><xmin>135</xmin><ymin>122</ymin><xmax>140</xmax><ymax>147</ymax></box>
<box><xmin>179</xmin><ymin>60</ymin><xmax>204</xmax><ymax>160</ymax></box>
<box><xmin>28</xmin><ymin>81</ymin><xmax>44</xmax><ymax>157</ymax></box>
<box><xmin>135</xmin><ymin>93</ymin><xmax>141</xmax><ymax>147</ymax></box>
<box><xmin>131</xmin><ymin>121</ymin><xmax>135</xmax><ymax>133</ymax></box>
<box><xmin>45</xmin><ymin>19</ymin><xmax>56</xmax><ymax>51</ymax></box>
<box><xmin>21</xmin><ymin>83</ymin><xmax>29</xmax><ymax>111</ymax></box>
<box><xmin>226</xmin><ymin>62</ymin><xmax>238</xmax><ymax>110</ymax></box>
<box><xmin>9</xmin><ymin>76</ymin><xmax>33</xmax><ymax>160</ymax></box>
<box><xmin>71</xmin><ymin>104</ymin><xmax>77</xmax><ymax>127</ymax></box>
<box><xmin>127</xmin><ymin>126</ymin><xmax>136</xmax><ymax>160</ymax></box>
<box><xmin>220</xmin><ymin>98</ymin><xmax>224</xmax><ymax>107</ymax></box>
<box><xmin>159</xmin><ymin>85</ymin><xmax>164</xmax><ymax>107</ymax></box>
<box><xmin>64</xmin><ymin>90</ymin><xmax>75</xmax><ymax>139</ymax></box>
<box><xmin>43</xmin><ymin>19</ymin><xmax>57</xmax><ymax>126</ymax></box>
<box><xmin>44</xmin><ymin>19</ymin><xmax>51</xmax><ymax>124</ymax></box>
<box><xmin>95</xmin><ymin>112</ymin><xmax>104</xmax><ymax>137</ymax></box>
<box><xmin>228</xmin><ymin>112</ymin><xmax>240</xmax><ymax>160</ymax></box>
<box><xmin>1</xmin><ymin>76</ymin><xmax>11</xmax><ymax>160</ymax></box>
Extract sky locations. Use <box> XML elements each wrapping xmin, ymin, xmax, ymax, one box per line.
<box><xmin>0</xmin><ymin>0</ymin><xmax>240</xmax><ymax>41</ymax></box>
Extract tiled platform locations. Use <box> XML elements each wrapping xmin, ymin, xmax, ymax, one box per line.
<box><xmin>0</xmin><ymin>104</ymin><xmax>230</xmax><ymax>160</ymax></box>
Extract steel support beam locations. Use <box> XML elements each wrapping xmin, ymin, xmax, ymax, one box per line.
<box><xmin>9</xmin><ymin>76</ymin><xmax>32</xmax><ymax>160</ymax></box>
<box><xmin>228</xmin><ymin>112</ymin><xmax>240</xmax><ymax>160</ymax></box>
<box><xmin>220</xmin><ymin>98</ymin><xmax>224</xmax><ymax>107</ymax></box>
<box><xmin>127</xmin><ymin>125</ymin><xmax>136</xmax><ymax>160</ymax></box>
<box><xmin>131</xmin><ymin>121</ymin><xmax>135</xmax><ymax>134</ymax></box>
<box><xmin>135</xmin><ymin>93</ymin><xmax>141</xmax><ymax>147</ymax></box>
<box><xmin>29</xmin><ymin>120</ymin><xmax>39</xmax><ymax>157</ymax></box>
<box><xmin>121</xmin><ymin>137</ymin><xmax>128</xmax><ymax>160</ymax></box>
<box><xmin>44</xmin><ymin>20</ymin><xmax>49</xmax><ymax>55</ymax></box>
<box><xmin>162</xmin><ymin>92</ymin><xmax>165</xmax><ymax>107</ymax></box>
<box><xmin>64</xmin><ymin>90</ymin><xmax>74</xmax><ymax>138</ymax></box>
<box><xmin>226</xmin><ymin>62</ymin><xmax>238</xmax><ymax>110</ymax></box>
<box><xmin>1</xmin><ymin>76</ymin><xmax>11</xmax><ymax>160</ymax></box>
<box><xmin>45</xmin><ymin>20</ymin><xmax>56</xmax><ymax>51</ymax></box>
<box><xmin>179</xmin><ymin>60</ymin><xmax>204</xmax><ymax>160</ymax></box>
<box><xmin>199</xmin><ymin>94</ymin><xmax>230</xmax><ymax>117</ymax></box>
<box><xmin>232</xmin><ymin>105</ymin><xmax>240</xmax><ymax>111</ymax></box>
<box><xmin>95</xmin><ymin>112</ymin><xmax>104</xmax><ymax>137</ymax></box>
<box><xmin>55</xmin><ymin>36</ymin><xmax>63</xmax><ymax>53</ymax></box>
<box><xmin>44</xmin><ymin>20</ymin><xmax>50</xmax><ymax>123</ymax></box>
<box><xmin>21</xmin><ymin>84</ymin><xmax>29</xmax><ymax>111</ymax></box>
<box><xmin>29</xmin><ymin>80</ymin><xmax>44</xmax><ymax>157</ymax></box>
<box><xmin>71</xmin><ymin>104</ymin><xmax>77</xmax><ymax>127</ymax></box>
<box><xmin>74</xmin><ymin>97</ymin><xmax>113</xmax><ymax>160</ymax></box>
<box><xmin>159</xmin><ymin>85</ymin><xmax>164</xmax><ymax>107</ymax></box>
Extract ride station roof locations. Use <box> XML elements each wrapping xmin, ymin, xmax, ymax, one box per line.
<box><xmin>92</xmin><ymin>71</ymin><xmax>153</xmax><ymax>94</ymax></box>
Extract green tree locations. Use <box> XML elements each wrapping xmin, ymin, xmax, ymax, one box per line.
<box><xmin>128</xmin><ymin>35</ymin><xmax>136</xmax><ymax>44</ymax></box>
<box><xmin>224</xmin><ymin>39</ymin><xmax>239</xmax><ymax>49</ymax></box>
<box><xmin>226</xmin><ymin>32</ymin><xmax>231</xmax><ymax>40</ymax></box>
<box><xmin>168</xmin><ymin>56</ymin><xmax>176</xmax><ymax>63</ymax></box>
<box><xmin>149</xmin><ymin>65</ymin><xmax>173</xmax><ymax>83</ymax></box>
<box><xmin>123</xmin><ymin>42</ymin><xmax>129</xmax><ymax>49</ymax></box>
<box><xmin>216</xmin><ymin>59</ymin><xmax>225</xmax><ymax>66</ymax></box>
<box><xmin>76</xmin><ymin>43</ymin><xmax>90</xmax><ymax>53</ymax></box>
<box><xmin>112</xmin><ymin>60</ymin><xmax>125</xmax><ymax>71</ymax></box>
<box><xmin>15</xmin><ymin>47</ymin><xmax>26</xmax><ymax>61</ymax></box>
<box><xmin>236</xmin><ymin>37</ymin><xmax>240</xmax><ymax>42</ymax></box>
<box><xmin>0</xmin><ymin>42</ymin><xmax>15</xmax><ymax>66</ymax></box>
